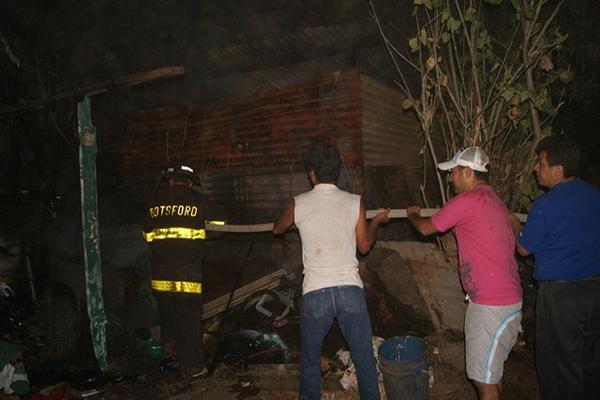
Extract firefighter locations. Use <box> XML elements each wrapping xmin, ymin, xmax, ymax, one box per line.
<box><xmin>142</xmin><ymin>161</ymin><xmax>224</xmax><ymax>379</ymax></box>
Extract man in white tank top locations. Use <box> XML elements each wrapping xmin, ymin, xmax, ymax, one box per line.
<box><xmin>274</xmin><ymin>140</ymin><xmax>390</xmax><ymax>400</ymax></box>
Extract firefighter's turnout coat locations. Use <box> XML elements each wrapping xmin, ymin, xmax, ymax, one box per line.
<box><xmin>142</xmin><ymin>184</ymin><xmax>223</xmax><ymax>296</ymax></box>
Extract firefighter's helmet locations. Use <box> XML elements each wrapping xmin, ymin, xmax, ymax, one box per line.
<box><xmin>164</xmin><ymin>161</ymin><xmax>195</xmax><ymax>181</ymax></box>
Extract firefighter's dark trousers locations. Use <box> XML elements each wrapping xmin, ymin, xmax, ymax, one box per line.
<box><xmin>155</xmin><ymin>292</ymin><xmax>205</xmax><ymax>369</ymax></box>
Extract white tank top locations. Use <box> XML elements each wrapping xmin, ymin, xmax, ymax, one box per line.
<box><xmin>294</xmin><ymin>184</ymin><xmax>363</xmax><ymax>294</ymax></box>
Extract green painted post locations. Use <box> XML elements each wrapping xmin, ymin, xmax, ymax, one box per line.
<box><xmin>78</xmin><ymin>96</ymin><xmax>108</xmax><ymax>371</ymax></box>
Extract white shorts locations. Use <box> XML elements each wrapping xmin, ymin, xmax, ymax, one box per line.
<box><xmin>465</xmin><ymin>301</ymin><xmax>522</xmax><ymax>384</ymax></box>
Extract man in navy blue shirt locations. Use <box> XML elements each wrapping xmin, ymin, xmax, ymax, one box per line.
<box><xmin>516</xmin><ymin>136</ymin><xmax>600</xmax><ymax>400</ymax></box>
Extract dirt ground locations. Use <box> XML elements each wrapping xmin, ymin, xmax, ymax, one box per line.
<box><xmin>11</xmin><ymin>240</ymin><xmax>541</xmax><ymax>400</ymax></box>
<box><xmin>24</xmin><ymin>283</ymin><xmax>538</xmax><ymax>400</ymax></box>
<box><xmin>45</xmin><ymin>335</ymin><xmax>536</xmax><ymax>400</ymax></box>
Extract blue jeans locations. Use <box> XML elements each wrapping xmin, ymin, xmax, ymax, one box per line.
<box><xmin>300</xmin><ymin>285</ymin><xmax>379</xmax><ymax>400</ymax></box>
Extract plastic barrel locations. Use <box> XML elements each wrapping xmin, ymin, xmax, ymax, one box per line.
<box><xmin>378</xmin><ymin>336</ymin><xmax>429</xmax><ymax>400</ymax></box>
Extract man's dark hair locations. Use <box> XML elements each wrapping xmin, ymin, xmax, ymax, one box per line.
<box><xmin>535</xmin><ymin>136</ymin><xmax>581</xmax><ymax>178</ymax></box>
<box><xmin>303</xmin><ymin>140</ymin><xmax>340</xmax><ymax>183</ymax></box>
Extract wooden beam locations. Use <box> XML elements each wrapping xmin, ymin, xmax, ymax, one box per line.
<box><xmin>85</xmin><ymin>66</ymin><xmax>185</xmax><ymax>96</ymax></box>
<box><xmin>0</xmin><ymin>66</ymin><xmax>185</xmax><ymax>120</ymax></box>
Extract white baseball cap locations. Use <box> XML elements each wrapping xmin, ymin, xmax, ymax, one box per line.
<box><xmin>437</xmin><ymin>146</ymin><xmax>489</xmax><ymax>172</ymax></box>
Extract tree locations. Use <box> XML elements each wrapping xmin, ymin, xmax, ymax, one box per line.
<box><xmin>369</xmin><ymin>0</ymin><xmax>570</xmax><ymax>210</ymax></box>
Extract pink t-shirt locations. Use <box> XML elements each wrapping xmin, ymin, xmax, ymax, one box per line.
<box><xmin>431</xmin><ymin>185</ymin><xmax>522</xmax><ymax>305</ymax></box>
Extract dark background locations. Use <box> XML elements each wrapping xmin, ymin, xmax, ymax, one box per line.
<box><xmin>1</xmin><ymin>0</ymin><xmax>598</xmax><ymax>193</ymax></box>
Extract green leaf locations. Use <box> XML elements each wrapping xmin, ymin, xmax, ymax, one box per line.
<box><xmin>423</xmin><ymin>0</ymin><xmax>432</xmax><ymax>9</ymax></box>
<box><xmin>534</xmin><ymin>93</ymin><xmax>555</xmax><ymax>114</ymax></box>
<box><xmin>442</xmin><ymin>32</ymin><xmax>451</xmax><ymax>43</ymax></box>
<box><xmin>518</xmin><ymin>119</ymin><xmax>530</xmax><ymax>130</ymax></box>
<box><xmin>441</xmin><ymin>9</ymin><xmax>449</xmax><ymax>22</ymax></box>
<box><xmin>448</xmin><ymin>17</ymin><xmax>461</xmax><ymax>32</ymax></box>
<box><xmin>484</xmin><ymin>0</ymin><xmax>503</xmax><ymax>4</ymax></box>
<box><xmin>431</xmin><ymin>0</ymin><xmax>443</xmax><ymax>8</ymax></box>
<box><xmin>542</xmin><ymin>100</ymin><xmax>555</xmax><ymax>114</ymax></box>
<box><xmin>465</xmin><ymin>7</ymin><xmax>477</xmax><ymax>22</ymax></box>
<box><xmin>501</xmin><ymin>89</ymin><xmax>514</xmax><ymax>102</ymax></box>
<box><xmin>419</xmin><ymin>28</ymin><xmax>428</xmax><ymax>45</ymax></box>
<box><xmin>409</xmin><ymin>37</ymin><xmax>419</xmax><ymax>52</ymax></box>
<box><xmin>414</xmin><ymin>0</ymin><xmax>423</xmax><ymax>5</ymax></box>
<box><xmin>519</xmin><ymin>90</ymin><xmax>529</xmax><ymax>103</ymax></box>
<box><xmin>476</xmin><ymin>32</ymin><xmax>490</xmax><ymax>49</ymax></box>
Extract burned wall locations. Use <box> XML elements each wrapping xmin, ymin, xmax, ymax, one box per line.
<box><xmin>97</xmin><ymin>69</ymin><xmax>364</xmax><ymax>224</ymax></box>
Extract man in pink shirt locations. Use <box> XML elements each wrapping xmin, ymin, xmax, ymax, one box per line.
<box><xmin>407</xmin><ymin>147</ymin><xmax>522</xmax><ymax>400</ymax></box>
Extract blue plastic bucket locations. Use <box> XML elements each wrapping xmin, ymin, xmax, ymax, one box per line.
<box><xmin>378</xmin><ymin>336</ymin><xmax>429</xmax><ymax>400</ymax></box>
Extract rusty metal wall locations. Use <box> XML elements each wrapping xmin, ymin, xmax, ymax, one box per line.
<box><xmin>98</xmin><ymin>70</ymin><xmax>364</xmax><ymax>224</ymax></box>
<box><xmin>359</xmin><ymin>74</ymin><xmax>442</xmax><ymax>208</ymax></box>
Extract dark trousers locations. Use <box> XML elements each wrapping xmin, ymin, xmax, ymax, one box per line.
<box><xmin>155</xmin><ymin>292</ymin><xmax>205</xmax><ymax>369</ymax></box>
<box><xmin>536</xmin><ymin>278</ymin><xmax>600</xmax><ymax>400</ymax></box>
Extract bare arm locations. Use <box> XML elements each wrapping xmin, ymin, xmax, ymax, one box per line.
<box><xmin>273</xmin><ymin>198</ymin><xmax>295</xmax><ymax>235</ymax></box>
<box><xmin>509</xmin><ymin>213</ymin><xmax>522</xmax><ymax>236</ymax></box>
<box><xmin>516</xmin><ymin>242</ymin><xmax>531</xmax><ymax>256</ymax></box>
<box><xmin>509</xmin><ymin>213</ymin><xmax>531</xmax><ymax>256</ymax></box>
<box><xmin>356</xmin><ymin>203</ymin><xmax>390</xmax><ymax>254</ymax></box>
<box><xmin>407</xmin><ymin>205</ymin><xmax>439</xmax><ymax>236</ymax></box>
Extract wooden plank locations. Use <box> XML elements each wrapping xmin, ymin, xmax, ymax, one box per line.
<box><xmin>86</xmin><ymin>66</ymin><xmax>185</xmax><ymax>96</ymax></box>
<box><xmin>202</xmin><ymin>269</ymin><xmax>291</xmax><ymax>320</ymax></box>
<box><xmin>0</xmin><ymin>66</ymin><xmax>185</xmax><ymax>119</ymax></box>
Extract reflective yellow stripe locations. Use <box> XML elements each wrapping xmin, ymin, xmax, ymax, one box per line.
<box><xmin>206</xmin><ymin>220</ymin><xmax>226</xmax><ymax>225</ymax></box>
<box><xmin>143</xmin><ymin>227</ymin><xmax>206</xmax><ymax>242</ymax></box>
<box><xmin>151</xmin><ymin>280</ymin><xmax>202</xmax><ymax>294</ymax></box>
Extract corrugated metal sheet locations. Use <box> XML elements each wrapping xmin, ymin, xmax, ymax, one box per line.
<box><xmin>99</xmin><ymin>70</ymin><xmax>364</xmax><ymax>224</ymax></box>
<box><xmin>205</xmin><ymin>24</ymin><xmax>374</xmax><ymax>68</ymax></box>
<box><xmin>359</xmin><ymin>74</ymin><xmax>443</xmax><ymax>208</ymax></box>
<box><xmin>201</xmin><ymin>53</ymin><xmax>359</xmax><ymax>103</ymax></box>
<box><xmin>171</xmin><ymin>23</ymin><xmax>383</xmax><ymax>105</ymax></box>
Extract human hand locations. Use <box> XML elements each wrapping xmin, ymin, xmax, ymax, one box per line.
<box><xmin>407</xmin><ymin>205</ymin><xmax>421</xmax><ymax>217</ymax></box>
<box><xmin>509</xmin><ymin>213</ymin><xmax>521</xmax><ymax>235</ymax></box>
<box><xmin>374</xmin><ymin>208</ymin><xmax>391</xmax><ymax>224</ymax></box>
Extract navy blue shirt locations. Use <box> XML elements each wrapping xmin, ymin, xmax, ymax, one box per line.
<box><xmin>518</xmin><ymin>179</ymin><xmax>600</xmax><ymax>281</ymax></box>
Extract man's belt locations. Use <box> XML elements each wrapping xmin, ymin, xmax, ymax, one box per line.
<box><xmin>143</xmin><ymin>227</ymin><xmax>206</xmax><ymax>242</ymax></box>
<box><xmin>151</xmin><ymin>279</ymin><xmax>202</xmax><ymax>294</ymax></box>
<box><xmin>539</xmin><ymin>275</ymin><xmax>600</xmax><ymax>284</ymax></box>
